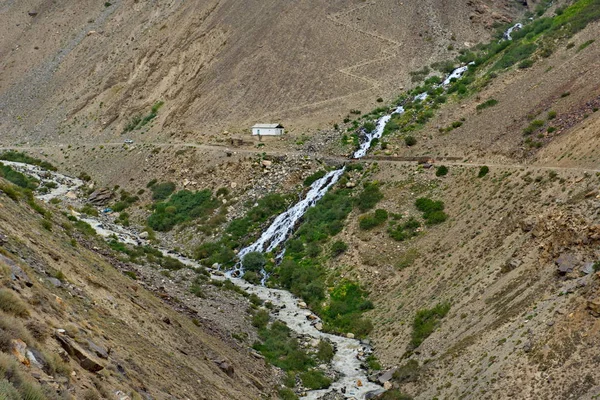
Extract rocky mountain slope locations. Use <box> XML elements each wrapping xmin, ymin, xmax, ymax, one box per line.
<box><xmin>0</xmin><ymin>0</ymin><xmax>517</xmax><ymax>145</ymax></box>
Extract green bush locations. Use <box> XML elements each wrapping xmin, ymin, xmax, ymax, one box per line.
<box><xmin>278</xmin><ymin>388</ymin><xmax>299</xmax><ymax>400</ymax></box>
<box><xmin>392</xmin><ymin>359</ymin><xmax>421</xmax><ymax>384</ymax></box>
<box><xmin>518</xmin><ymin>59</ymin><xmax>534</xmax><ymax>69</ymax></box>
<box><xmin>242</xmin><ymin>252</ymin><xmax>266</xmax><ymax>272</ymax></box>
<box><xmin>0</xmin><ymin>289</ymin><xmax>30</xmax><ymax>317</ymax></box>
<box><xmin>358</xmin><ymin>209</ymin><xmax>388</xmax><ymax>230</ymax></box>
<box><xmin>316</xmin><ymin>341</ymin><xmax>334</xmax><ymax>362</ymax></box>
<box><xmin>363</xmin><ymin>121</ymin><xmax>376</xmax><ymax>133</ymax></box>
<box><xmin>151</xmin><ymin>182</ymin><xmax>176</xmax><ymax>200</ymax></box>
<box><xmin>330</xmin><ymin>240</ymin><xmax>348</xmax><ymax>256</ymax></box>
<box><xmin>300</xmin><ymin>370</ymin><xmax>332</xmax><ymax>390</ymax></box>
<box><xmin>388</xmin><ymin>217</ymin><xmax>420</xmax><ymax>241</ymax></box>
<box><xmin>303</xmin><ymin>171</ymin><xmax>326</xmax><ymax>187</ymax></box>
<box><xmin>493</xmin><ymin>42</ymin><xmax>537</xmax><ymax>70</ymax></box>
<box><xmin>404</xmin><ymin>135</ymin><xmax>417</xmax><ymax>146</ymax></box>
<box><xmin>415</xmin><ymin>197</ymin><xmax>448</xmax><ymax>225</ymax></box>
<box><xmin>252</xmin><ymin>309</ymin><xmax>270</xmax><ymax>329</ymax></box>
<box><xmin>435</xmin><ymin>165</ymin><xmax>448</xmax><ymax>177</ymax></box>
<box><xmin>547</xmin><ymin>110</ymin><xmax>557</xmax><ymax>119</ymax></box>
<box><xmin>476</xmin><ymin>99</ymin><xmax>498</xmax><ymax>111</ymax></box>
<box><xmin>478</xmin><ymin>166</ymin><xmax>490</xmax><ymax>178</ymax></box>
<box><xmin>355</xmin><ymin>182</ymin><xmax>384</xmax><ymax>212</ymax></box>
<box><xmin>411</xmin><ymin>302</ymin><xmax>451</xmax><ymax>348</ymax></box>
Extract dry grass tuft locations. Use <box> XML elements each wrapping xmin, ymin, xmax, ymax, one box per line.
<box><xmin>0</xmin><ymin>289</ymin><xmax>30</xmax><ymax>318</ymax></box>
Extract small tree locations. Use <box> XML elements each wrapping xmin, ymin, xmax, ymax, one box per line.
<box><xmin>242</xmin><ymin>252</ymin><xmax>266</xmax><ymax>272</ymax></box>
<box><xmin>435</xmin><ymin>165</ymin><xmax>448</xmax><ymax>177</ymax></box>
<box><xmin>478</xmin><ymin>166</ymin><xmax>489</xmax><ymax>178</ymax></box>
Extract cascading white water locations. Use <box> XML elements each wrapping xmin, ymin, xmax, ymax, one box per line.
<box><xmin>503</xmin><ymin>22</ymin><xmax>523</xmax><ymax>41</ymax></box>
<box><xmin>236</xmin><ymin>168</ymin><xmax>346</xmax><ymax>261</ymax></box>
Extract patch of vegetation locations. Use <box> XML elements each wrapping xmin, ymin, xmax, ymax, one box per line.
<box><xmin>0</xmin><ymin>289</ymin><xmax>30</xmax><ymax>317</ymax></box>
<box><xmin>388</xmin><ymin>217</ymin><xmax>420</xmax><ymax>241</ymax></box>
<box><xmin>300</xmin><ymin>370</ymin><xmax>332</xmax><ymax>390</ymax></box>
<box><xmin>577</xmin><ymin>39</ymin><xmax>595</xmax><ymax>51</ymax></box>
<box><xmin>123</xmin><ymin>101</ymin><xmax>164</xmax><ymax>133</ymax></box>
<box><xmin>478</xmin><ymin>165</ymin><xmax>490</xmax><ymax>178</ymax></box>
<box><xmin>355</xmin><ymin>182</ymin><xmax>384</xmax><ymax>212</ymax></box>
<box><xmin>112</xmin><ymin>189</ymin><xmax>139</xmax><ymax>212</ymax></box>
<box><xmin>411</xmin><ymin>302</ymin><xmax>451</xmax><ymax>348</ymax></box>
<box><xmin>404</xmin><ymin>135</ymin><xmax>417</xmax><ymax>146</ymax></box>
<box><xmin>395</xmin><ymin>248</ymin><xmax>419</xmax><ymax>270</ymax></box>
<box><xmin>0</xmin><ymin>151</ymin><xmax>57</xmax><ymax>171</ymax></box>
<box><xmin>376</xmin><ymin>389</ymin><xmax>414</xmax><ymax>400</ymax></box>
<box><xmin>476</xmin><ymin>99</ymin><xmax>498</xmax><ymax>111</ymax></box>
<box><xmin>435</xmin><ymin>165</ymin><xmax>448</xmax><ymax>177</ymax></box>
<box><xmin>330</xmin><ymin>240</ymin><xmax>348</xmax><ymax>257</ymax></box>
<box><xmin>148</xmin><ymin>189</ymin><xmax>219</xmax><ymax>231</ymax></box>
<box><xmin>393</xmin><ymin>359</ymin><xmax>421</xmax><ymax>384</ymax></box>
<box><xmin>253</xmin><ymin>320</ymin><xmax>314</xmax><ymax>371</ymax></box>
<box><xmin>359</xmin><ymin>209</ymin><xmax>388</xmax><ymax>230</ymax></box>
<box><xmin>0</xmin><ymin>164</ymin><xmax>38</xmax><ymax>189</ymax></box>
<box><xmin>415</xmin><ymin>197</ymin><xmax>448</xmax><ymax>225</ymax></box>
<box><xmin>321</xmin><ymin>281</ymin><xmax>374</xmax><ymax>337</ymax></box>
<box><xmin>523</xmin><ymin>119</ymin><xmax>545</xmax><ymax>135</ymax></box>
<box><xmin>304</xmin><ymin>170</ymin><xmax>327</xmax><ymax>187</ymax></box>
<box><xmin>150</xmin><ymin>182</ymin><xmax>176</xmax><ymax>200</ymax></box>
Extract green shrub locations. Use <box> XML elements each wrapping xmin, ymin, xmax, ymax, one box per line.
<box><xmin>404</xmin><ymin>135</ymin><xmax>417</xmax><ymax>146</ymax></box>
<box><xmin>493</xmin><ymin>42</ymin><xmax>537</xmax><ymax>70</ymax></box>
<box><xmin>355</xmin><ymin>182</ymin><xmax>384</xmax><ymax>212</ymax></box>
<box><xmin>330</xmin><ymin>240</ymin><xmax>348</xmax><ymax>256</ymax></box>
<box><xmin>358</xmin><ymin>209</ymin><xmax>388</xmax><ymax>230</ymax></box>
<box><xmin>242</xmin><ymin>252</ymin><xmax>266</xmax><ymax>272</ymax></box>
<box><xmin>300</xmin><ymin>370</ymin><xmax>332</xmax><ymax>390</ymax></box>
<box><xmin>363</xmin><ymin>121</ymin><xmax>376</xmax><ymax>133</ymax></box>
<box><xmin>252</xmin><ymin>309</ymin><xmax>270</xmax><ymax>329</ymax></box>
<box><xmin>518</xmin><ymin>59</ymin><xmax>534</xmax><ymax>69</ymax></box>
<box><xmin>547</xmin><ymin>110</ymin><xmax>557</xmax><ymax>119</ymax></box>
<box><xmin>150</xmin><ymin>182</ymin><xmax>176</xmax><ymax>200</ymax></box>
<box><xmin>478</xmin><ymin>166</ymin><xmax>490</xmax><ymax>178</ymax></box>
<box><xmin>388</xmin><ymin>217</ymin><xmax>420</xmax><ymax>241</ymax></box>
<box><xmin>316</xmin><ymin>341</ymin><xmax>334</xmax><ymax>362</ymax></box>
<box><xmin>411</xmin><ymin>302</ymin><xmax>451</xmax><ymax>348</ymax></box>
<box><xmin>435</xmin><ymin>165</ymin><xmax>448</xmax><ymax>177</ymax></box>
<box><xmin>278</xmin><ymin>388</ymin><xmax>299</xmax><ymax>400</ymax></box>
<box><xmin>0</xmin><ymin>289</ymin><xmax>29</xmax><ymax>317</ymax></box>
<box><xmin>304</xmin><ymin>171</ymin><xmax>327</xmax><ymax>187</ymax></box>
<box><xmin>0</xmin><ymin>182</ymin><xmax>20</xmax><ymax>202</ymax></box>
<box><xmin>577</xmin><ymin>39</ymin><xmax>595</xmax><ymax>52</ymax></box>
<box><xmin>415</xmin><ymin>197</ymin><xmax>448</xmax><ymax>225</ymax></box>
<box><xmin>476</xmin><ymin>99</ymin><xmax>498</xmax><ymax>111</ymax></box>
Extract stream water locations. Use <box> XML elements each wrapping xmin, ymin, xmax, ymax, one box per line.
<box><xmin>3</xmin><ymin>26</ymin><xmax>523</xmax><ymax>397</ymax></box>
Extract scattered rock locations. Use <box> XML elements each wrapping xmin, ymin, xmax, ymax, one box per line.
<box><xmin>383</xmin><ymin>381</ymin><xmax>392</xmax><ymax>390</ymax></box>
<box><xmin>520</xmin><ymin>217</ymin><xmax>536</xmax><ymax>232</ymax></box>
<box><xmin>346</xmin><ymin>333</ymin><xmax>355</xmax><ymax>339</ymax></box>
<box><xmin>315</xmin><ymin>323</ymin><xmax>323</xmax><ymax>331</ymax></box>
<box><xmin>55</xmin><ymin>331</ymin><xmax>104</xmax><ymax>372</ymax></box>
<box><xmin>501</xmin><ymin>258</ymin><xmax>521</xmax><ymax>273</ymax></box>
<box><xmin>346</xmin><ymin>181</ymin><xmax>356</xmax><ymax>188</ymax></box>
<box><xmin>10</xmin><ymin>339</ymin><xmax>29</xmax><ymax>366</ymax></box>
<box><xmin>587</xmin><ymin>299</ymin><xmax>600</xmax><ymax>317</ymax></box>
<box><xmin>298</xmin><ymin>301</ymin><xmax>307</xmax><ymax>308</ymax></box>
<box><xmin>214</xmin><ymin>359</ymin><xmax>234</xmax><ymax>377</ymax></box>
<box><xmin>28</xmin><ymin>11</ymin><xmax>38</xmax><ymax>16</ymax></box>
<box><xmin>47</xmin><ymin>277</ymin><xmax>63</xmax><ymax>288</ymax></box>
<box><xmin>0</xmin><ymin>254</ymin><xmax>33</xmax><ymax>287</ymax></box>
<box><xmin>378</xmin><ymin>368</ymin><xmax>397</xmax><ymax>384</ymax></box>
<box><xmin>581</xmin><ymin>262</ymin><xmax>595</xmax><ymax>275</ymax></box>
<box><xmin>139</xmin><ymin>231</ymin><xmax>149</xmax><ymax>239</ymax></box>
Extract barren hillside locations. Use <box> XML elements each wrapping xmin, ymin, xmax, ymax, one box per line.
<box><xmin>0</xmin><ymin>0</ymin><xmax>517</xmax><ymax>145</ymax></box>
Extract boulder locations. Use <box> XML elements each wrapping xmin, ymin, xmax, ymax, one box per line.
<box><xmin>581</xmin><ymin>262</ymin><xmax>595</xmax><ymax>275</ymax></box>
<box><xmin>378</xmin><ymin>368</ymin><xmax>397</xmax><ymax>384</ymax></box>
<box><xmin>346</xmin><ymin>333</ymin><xmax>355</xmax><ymax>339</ymax></box>
<box><xmin>383</xmin><ymin>381</ymin><xmax>393</xmax><ymax>390</ymax></box>
<box><xmin>587</xmin><ymin>299</ymin><xmax>600</xmax><ymax>317</ymax></box>
<box><xmin>10</xmin><ymin>339</ymin><xmax>29</xmax><ymax>366</ymax></box>
<box><xmin>556</xmin><ymin>253</ymin><xmax>578</xmax><ymax>275</ymax></box>
<box><xmin>88</xmin><ymin>188</ymin><xmax>113</xmax><ymax>205</ymax></box>
<box><xmin>214</xmin><ymin>359</ymin><xmax>234</xmax><ymax>377</ymax></box>
<box><xmin>55</xmin><ymin>331</ymin><xmax>104</xmax><ymax>372</ymax></box>
<box><xmin>138</xmin><ymin>231</ymin><xmax>149</xmax><ymax>239</ymax></box>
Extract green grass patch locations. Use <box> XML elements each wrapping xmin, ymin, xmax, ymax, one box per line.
<box><xmin>148</xmin><ymin>189</ymin><xmax>220</xmax><ymax>231</ymax></box>
<box><xmin>411</xmin><ymin>302</ymin><xmax>451</xmax><ymax>348</ymax></box>
<box><xmin>476</xmin><ymin>99</ymin><xmax>498</xmax><ymax>111</ymax></box>
<box><xmin>359</xmin><ymin>209</ymin><xmax>388</xmax><ymax>230</ymax></box>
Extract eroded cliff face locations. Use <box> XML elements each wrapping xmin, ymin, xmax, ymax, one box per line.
<box><xmin>0</xmin><ymin>0</ymin><xmax>518</xmax><ymax>144</ymax></box>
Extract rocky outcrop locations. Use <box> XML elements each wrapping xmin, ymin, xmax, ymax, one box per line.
<box><xmin>55</xmin><ymin>331</ymin><xmax>104</xmax><ymax>372</ymax></box>
<box><xmin>88</xmin><ymin>188</ymin><xmax>113</xmax><ymax>205</ymax></box>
